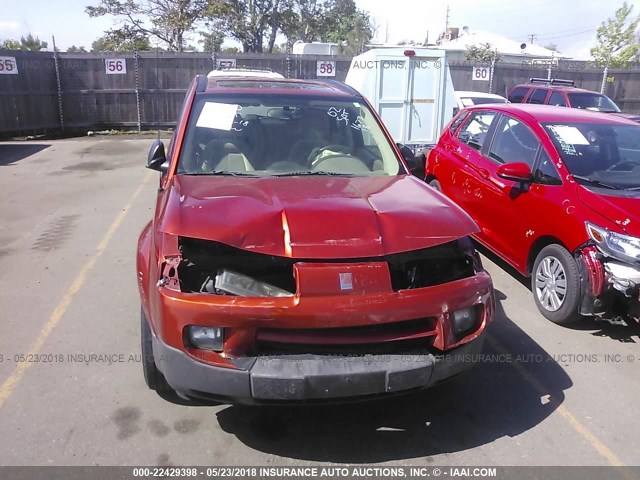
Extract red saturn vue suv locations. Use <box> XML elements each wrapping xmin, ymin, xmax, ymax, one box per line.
<box><xmin>425</xmin><ymin>103</ymin><xmax>640</xmax><ymax>327</ymax></box>
<box><xmin>136</xmin><ymin>71</ymin><xmax>495</xmax><ymax>404</ymax></box>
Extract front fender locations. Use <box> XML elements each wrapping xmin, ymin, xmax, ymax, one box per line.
<box><xmin>137</xmin><ymin>221</ymin><xmax>153</xmax><ymax>320</ymax></box>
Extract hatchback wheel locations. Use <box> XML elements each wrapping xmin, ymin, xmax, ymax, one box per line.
<box><xmin>141</xmin><ymin>307</ymin><xmax>171</xmax><ymax>392</ymax></box>
<box><xmin>531</xmin><ymin>245</ymin><xmax>581</xmax><ymax>325</ymax></box>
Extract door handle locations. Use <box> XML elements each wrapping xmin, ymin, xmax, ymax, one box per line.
<box><xmin>478</xmin><ymin>168</ymin><xmax>490</xmax><ymax>179</ymax></box>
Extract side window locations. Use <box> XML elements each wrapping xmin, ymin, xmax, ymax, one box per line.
<box><xmin>548</xmin><ymin>92</ymin><xmax>567</xmax><ymax>107</ymax></box>
<box><xmin>488</xmin><ymin>115</ymin><xmax>540</xmax><ymax>166</ymax></box>
<box><xmin>449</xmin><ymin>111</ymin><xmax>470</xmax><ymax>134</ymax></box>
<box><xmin>457</xmin><ymin>111</ymin><xmax>497</xmax><ymax>151</ymax></box>
<box><xmin>527</xmin><ymin>88</ymin><xmax>549</xmax><ymax>104</ymax></box>
<box><xmin>535</xmin><ymin>148</ymin><xmax>562</xmax><ymax>185</ymax></box>
<box><xmin>508</xmin><ymin>87</ymin><xmax>529</xmax><ymax>103</ymax></box>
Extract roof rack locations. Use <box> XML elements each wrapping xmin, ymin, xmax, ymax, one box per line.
<box><xmin>215</xmin><ymin>66</ymin><xmax>274</xmax><ymax>72</ymax></box>
<box><xmin>529</xmin><ymin>77</ymin><xmax>575</xmax><ymax>87</ymax></box>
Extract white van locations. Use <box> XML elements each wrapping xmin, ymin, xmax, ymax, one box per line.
<box><xmin>344</xmin><ymin>48</ymin><xmax>456</xmax><ymax>149</ymax></box>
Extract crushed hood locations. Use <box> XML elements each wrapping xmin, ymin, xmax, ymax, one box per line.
<box><xmin>159</xmin><ymin>175</ymin><xmax>479</xmax><ymax>258</ymax></box>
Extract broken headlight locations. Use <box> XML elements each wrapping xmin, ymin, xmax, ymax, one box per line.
<box><xmin>586</xmin><ymin>222</ymin><xmax>640</xmax><ymax>264</ymax></box>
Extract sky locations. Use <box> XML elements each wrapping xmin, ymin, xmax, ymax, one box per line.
<box><xmin>0</xmin><ymin>0</ymin><xmax>638</xmax><ymax>59</ymax></box>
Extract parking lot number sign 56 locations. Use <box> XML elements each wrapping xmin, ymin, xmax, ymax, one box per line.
<box><xmin>472</xmin><ymin>66</ymin><xmax>490</xmax><ymax>81</ymax></box>
<box><xmin>105</xmin><ymin>58</ymin><xmax>127</xmax><ymax>74</ymax></box>
<box><xmin>317</xmin><ymin>60</ymin><xmax>336</xmax><ymax>77</ymax></box>
<box><xmin>0</xmin><ymin>56</ymin><xmax>18</xmax><ymax>74</ymax></box>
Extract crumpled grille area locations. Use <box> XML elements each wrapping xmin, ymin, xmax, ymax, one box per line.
<box><xmin>386</xmin><ymin>239</ymin><xmax>477</xmax><ymax>291</ymax></box>
<box><xmin>176</xmin><ymin>237</ymin><xmax>478</xmax><ymax>295</ymax></box>
<box><xmin>178</xmin><ymin>237</ymin><xmax>296</xmax><ymax>294</ymax></box>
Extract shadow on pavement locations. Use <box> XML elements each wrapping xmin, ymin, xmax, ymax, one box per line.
<box><xmin>0</xmin><ymin>143</ymin><xmax>50</xmax><ymax>166</ymax></box>
<box><xmin>213</xmin><ymin>289</ymin><xmax>573</xmax><ymax>462</ymax></box>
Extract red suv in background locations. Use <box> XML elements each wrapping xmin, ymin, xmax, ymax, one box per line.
<box><xmin>425</xmin><ymin>103</ymin><xmax>640</xmax><ymax>327</ymax></box>
<box><xmin>508</xmin><ymin>78</ymin><xmax>640</xmax><ymax>122</ymax></box>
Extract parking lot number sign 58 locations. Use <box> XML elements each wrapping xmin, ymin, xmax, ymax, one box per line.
<box><xmin>472</xmin><ymin>66</ymin><xmax>490</xmax><ymax>81</ymax></box>
<box><xmin>0</xmin><ymin>56</ymin><xmax>18</xmax><ymax>74</ymax></box>
<box><xmin>317</xmin><ymin>60</ymin><xmax>336</xmax><ymax>77</ymax></box>
<box><xmin>105</xmin><ymin>58</ymin><xmax>127</xmax><ymax>74</ymax></box>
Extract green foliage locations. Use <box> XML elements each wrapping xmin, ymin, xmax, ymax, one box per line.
<box><xmin>0</xmin><ymin>39</ymin><xmax>21</xmax><ymax>50</ymax></box>
<box><xmin>91</xmin><ymin>29</ymin><xmax>152</xmax><ymax>51</ymax></box>
<box><xmin>67</xmin><ymin>45</ymin><xmax>88</xmax><ymax>53</ymax></box>
<box><xmin>199</xmin><ymin>31</ymin><xmax>225</xmax><ymax>52</ymax></box>
<box><xmin>544</xmin><ymin>43</ymin><xmax>559</xmax><ymax>52</ymax></box>
<box><xmin>464</xmin><ymin>42</ymin><xmax>501</xmax><ymax>63</ymax></box>
<box><xmin>20</xmin><ymin>33</ymin><xmax>49</xmax><ymax>51</ymax></box>
<box><xmin>86</xmin><ymin>0</ymin><xmax>211</xmax><ymax>52</ymax></box>
<box><xmin>208</xmin><ymin>0</ymin><xmax>372</xmax><ymax>53</ymax></box>
<box><xmin>590</xmin><ymin>2</ymin><xmax>640</xmax><ymax>67</ymax></box>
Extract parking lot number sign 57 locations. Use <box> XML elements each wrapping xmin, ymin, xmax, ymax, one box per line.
<box><xmin>0</xmin><ymin>57</ymin><xmax>18</xmax><ymax>74</ymax></box>
<box><xmin>105</xmin><ymin>58</ymin><xmax>127</xmax><ymax>74</ymax></box>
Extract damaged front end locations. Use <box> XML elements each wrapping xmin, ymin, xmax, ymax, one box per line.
<box><xmin>155</xmin><ymin>235</ymin><xmax>491</xmax><ymax>358</ymax></box>
<box><xmin>576</xmin><ymin>223</ymin><xmax>640</xmax><ymax>326</ymax></box>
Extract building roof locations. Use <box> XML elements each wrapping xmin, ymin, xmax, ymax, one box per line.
<box><xmin>438</xmin><ymin>30</ymin><xmax>570</xmax><ymax>59</ymax></box>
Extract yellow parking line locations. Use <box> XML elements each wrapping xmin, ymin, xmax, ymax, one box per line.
<box><xmin>0</xmin><ymin>171</ymin><xmax>153</xmax><ymax>409</ymax></box>
<box><xmin>487</xmin><ymin>335</ymin><xmax>635</xmax><ymax>475</ymax></box>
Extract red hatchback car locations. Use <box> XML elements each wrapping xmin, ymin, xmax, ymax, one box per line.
<box><xmin>136</xmin><ymin>73</ymin><xmax>495</xmax><ymax>403</ymax></box>
<box><xmin>425</xmin><ymin>103</ymin><xmax>640</xmax><ymax>326</ymax></box>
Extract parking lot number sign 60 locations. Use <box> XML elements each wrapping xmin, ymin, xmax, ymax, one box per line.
<box><xmin>0</xmin><ymin>56</ymin><xmax>18</xmax><ymax>74</ymax></box>
<box><xmin>105</xmin><ymin>58</ymin><xmax>127</xmax><ymax>75</ymax></box>
<box><xmin>472</xmin><ymin>67</ymin><xmax>490</xmax><ymax>81</ymax></box>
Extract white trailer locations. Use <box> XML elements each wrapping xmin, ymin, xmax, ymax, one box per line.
<box><xmin>344</xmin><ymin>48</ymin><xmax>456</xmax><ymax>149</ymax></box>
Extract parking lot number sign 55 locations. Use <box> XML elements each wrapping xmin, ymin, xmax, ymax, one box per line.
<box><xmin>317</xmin><ymin>60</ymin><xmax>336</xmax><ymax>77</ymax></box>
<box><xmin>0</xmin><ymin>56</ymin><xmax>18</xmax><ymax>74</ymax></box>
<box><xmin>105</xmin><ymin>58</ymin><xmax>127</xmax><ymax>74</ymax></box>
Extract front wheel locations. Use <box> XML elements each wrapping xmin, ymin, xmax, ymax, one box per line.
<box><xmin>531</xmin><ymin>245</ymin><xmax>581</xmax><ymax>325</ymax></box>
<box><xmin>428</xmin><ymin>179</ymin><xmax>442</xmax><ymax>192</ymax></box>
<box><xmin>141</xmin><ymin>307</ymin><xmax>171</xmax><ymax>392</ymax></box>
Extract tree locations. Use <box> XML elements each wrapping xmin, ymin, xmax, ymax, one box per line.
<box><xmin>91</xmin><ymin>30</ymin><xmax>152</xmax><ymax>51</ymax></box>
<box><xmin>86</xmin><ymin>0</ymin><xmax>212</xmax><ymax>52</ymax></box>
<box><xmin>0</xmin><ymin>39</ymin><xmax>21</xmax><ymax>50</ymax></box>
<box><xmin>591</xmin><ymin>2</ymin><xmax>640</xmax><ymax>67</ymax></box>
<box><xmin>67</xmin><ymin>45</ymin><xmax>88</xmax><ymax>52</ymax></box>
<box><xmin>20</xmin><ymin>33</ymin><xmax>48</xmax><ymax>51</ymax></box>
<box><xmin>200</xmin><ymin>31</ymin><xmax>225</xmax><ymax>52</ymax></box>
<box><xmin>464</xmin><ymin>42</ymin><xmax>501</xmax><ymax>63</ymax></box>
<box><xmin>205</xmin><ymin>0</ymin><xmax>291</xmax><ymax>53</ymax></box>
<box><xmin>544</xmin><ymin>43</ymin><xmax>559</xmax><ymax>52</ymax></box>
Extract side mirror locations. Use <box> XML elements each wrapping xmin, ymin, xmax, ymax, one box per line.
<box><xmin>396</xmin><ymin>143</ymin><xmax>418</xmax><ymax>170</ymax></box>
<box><xmin>147</xmin><ymin>139</ymin><xmax>168</xmax><ymax>172</ymax></box>
<box><xmin>496</xmin><ymin>162</ymin><xmax>532</xmax><ymax>183</ymax></box>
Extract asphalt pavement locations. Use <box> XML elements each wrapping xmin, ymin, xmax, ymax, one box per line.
<box><xmin>0</xmin><ymin>137</ymin><xmax>638</xmax><ymax>469</ymax></box>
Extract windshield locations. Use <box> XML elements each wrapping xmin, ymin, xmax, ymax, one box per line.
<box><xmin>177</xmin><ymin>94</ymin><xmax>401</xmax><ymax>177</ymax></box>
<box><xmin>567</xmin><ymin>92</ymin><xmax>621</xmax><ymax>113</ymax></box>
<box><xmin>543</xmin><ymin>122</ymin><xmax>640</xmax><ymax>190</ymax></box>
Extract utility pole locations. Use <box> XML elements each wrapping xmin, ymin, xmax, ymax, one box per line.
<box><xmin>528</xmin><ymin>34</ymin><xmax>537</xmax><ymax>44</ymax></box>
<box><xmin>445</xmin><ymin>5</ymin><xmax>450</xmax><ymax>34</ymax></box>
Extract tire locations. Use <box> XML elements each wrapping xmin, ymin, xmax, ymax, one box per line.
<box><xmin>531</xmin><ymin>245</ymin><xmax>581</xmax><ymax>325</ymax></box>
<box><xmin>141</xmin><ymin>307</ymin><xmax>171</xmax><ymax>392</ymax></box>
<box><xmin>428</xmin><ymin>179</ymin><xmax>442</xmax><ymax>192</ymax></box>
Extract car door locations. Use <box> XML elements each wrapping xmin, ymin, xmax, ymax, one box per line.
<box><xmin>469</xmin><ymin>114</ymin><xmax>564</xmax><ymax>269</ymax></box>
<box><xmin>439</xmin><ymin>110</ymin><xmax>499</xmax><ymax>215</ymax></box>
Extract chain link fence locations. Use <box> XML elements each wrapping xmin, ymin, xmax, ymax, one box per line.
<box><xmin>1</xmin><ymin>50</ymin><xmax>639</xmax><ymax>137</ymax></box>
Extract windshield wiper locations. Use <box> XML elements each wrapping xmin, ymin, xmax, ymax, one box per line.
<box><xmin>571</xmin><ymin>175</ymin><xmax>622</xmax><ymax>190</ymax></box>
<box><xmin>183</xmin><ymin>170</ymin><xmax>260</xmax><ymax>177</ymax></box>
<box><xmin>272</xmin><ymin>171</ymin><xmax>354</xmax><ymax>177</ymax></box>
